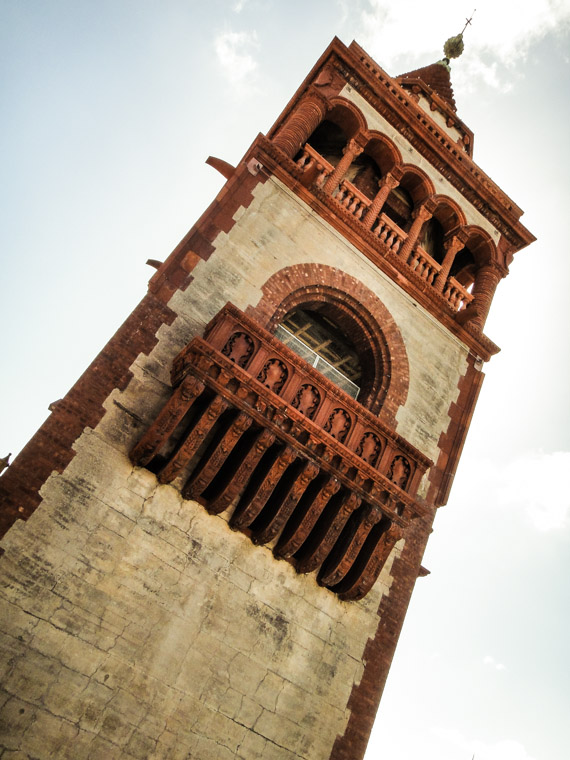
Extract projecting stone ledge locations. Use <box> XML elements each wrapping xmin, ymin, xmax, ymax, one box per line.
<box><xmin>130</xmin><ymin>303</ymin><xmax>431</xmax><ymax>601</ymax></box>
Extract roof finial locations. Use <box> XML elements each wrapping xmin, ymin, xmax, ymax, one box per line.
<box><xmin>461</xmin><ymin>9</ymin><xmax>476</xmax><ymax>35</ymax></box>
<box><xmin>443</xmin><ymin>10</ymin><xmax>476</xmax><ymax>62</ymax></box>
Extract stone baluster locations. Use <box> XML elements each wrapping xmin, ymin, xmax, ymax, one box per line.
<box><xmin>272</xmin><ymin>88</ymin><xmax>330</xmax><ymax>158</ymax></box>
<box><xmin>470</xmin><ymin>262</ymin><xmax>504</xmax><ymax>331</ymax></box>
<box><xmin>435</xmin><ymin>234</ymin><xmax>465</xmax><ymax>293</ymax></box>
<box><xmin>363</xmin><ymin>169</ymin><xmax>402</xmax><ymax>230</ymax></box>
<box><xmin>398</xmin><ymin>202</ymin><xmax>435</xmax><ymax>261</ymax></box>
<box><xmin>323</xmin><ymin>137</ymin><xmax>365</xmax><ymax>195</ymax></box>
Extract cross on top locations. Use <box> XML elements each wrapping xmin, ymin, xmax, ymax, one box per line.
<box><xmin>461</xmin><ymin>9</ymin><xmax>476</xmax><ymax>35</ymax></box>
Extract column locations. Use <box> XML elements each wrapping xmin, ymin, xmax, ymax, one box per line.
<box><xmin>398</xmin><ymin>202</ymin><xmax>434</xmax><ymax>261</ymax></box>
<box><xmin>272</xmin><ymin>87</ymin><xmax>330</xmax><ymax>158</ymax></box>
<box><xmin>470</xmin><ymin>262</ymin><xmax>504</xmax><ymax>331</ymax></box>
<box><xmin>363</xmin><ymin>170</ymin><xmax>402</xmax><ymax>230</ymax></box>
<box><xmin>322</xmin><ymin>137</ymin><xmax>365</xmax><ymax>194</ymax></box>
<box><xmin>434</xmin><ymin>234</ymin><xmax>465</xmax><ymax>292</ymax></box>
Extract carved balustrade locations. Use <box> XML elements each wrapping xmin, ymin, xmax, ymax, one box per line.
<box><xmin>292</xmin><ymin>141</ymin><xmax>475</xmax><ymax>314</ymax></box>
<box><xmin>443</xmin><ymin>276</ymin><xmax>474</xmax><ymax>311</ymax></box>
<box><xmin>407</xmin><ymin>244</ymin><xmax>441</xmax><ymax>286</ymax></box>
<box><xmin>296</xmin><ymin>143</ymin><xmax>334</xmax><ymax>188</ymax></box>
<box><xmin>335</xmin><ymin>179</ymin><xmax>371</xmax><ymax>221</ymax></box>
<box><xmin>130</xmin><ymin>304</ymin><xmax>432</xmax><ymax>602</ymax></box>
<box><xmin>371</xmin><ymin>212</ymin><xmax>405</xmax><ymax>254</ymax></box>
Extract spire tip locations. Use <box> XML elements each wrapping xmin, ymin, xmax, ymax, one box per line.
<box><xmin>443</xmin><ymin>10</ymin><xmax>476</xmax><ymax>61</ymax></box>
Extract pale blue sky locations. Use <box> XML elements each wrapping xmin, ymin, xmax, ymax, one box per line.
<box><xmin>1</xmin><ymin>2</ymin><xmax>569</xmax><ymax>759</ymax></box>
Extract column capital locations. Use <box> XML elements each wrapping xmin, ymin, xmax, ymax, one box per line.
<box><xmin>272</xmin><ymin>86</ymin><xmax>330</xmax><ymax>158</ymax></box>
<box><xmin>478</xmin><ymin>260</ymin><xmax>507</xmax><ymax>279</ymax></box>
<box><xmin>343</xmin><ymin>136</ymin><xmax>365</xmax><ymax>157</ymax></box>
<box><xmin>390</xmin><ymin>165</ymin><xmax>405</xmax><ymax>182</ymax></box>
<box><xmin>398</xmin><ymin>201</ymin><xmax>433</xmax><ymax>259</ymax></box>
<box><xmin>323</xmin><ymin>134</ymin><xmax>365</xmax><ymax>194</ymax></box>
<box><xmin>412</xmin><ymin>203</ymin><xmax>434</xmax><ymax>223</ymax></box>
<box><xmin>456</xmin><ymin>227</ymin><xmax>471</xmax><ymax>245</ymax></box>
<box><xmin>363</xmin><ymin>170</ymin><xmax>400</xmax><ymax>230</ymax></box>
<box><xmin>303</xmin><ymin>84</ymin><xmax>332</xmax><ymax>112</ymax></box>
<box><xmin>379</xmin><ymin>171</ymin><xmax>401</xmax><ymax>191</ymax></box>
<box><xmin>443</xmin><ymin>234</ymin><xmax>464</xmax><ymax>256</ymax></box>
<box><xmin>435</xmin><ymin>233</ymin><xmax>465</xmax><ymax>293</ymax></box>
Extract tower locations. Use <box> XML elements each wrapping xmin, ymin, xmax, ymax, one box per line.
<box><xmin>0</xmin><ymin>33</ymin><xmax>534</xmax><ymax>760</ymax></box>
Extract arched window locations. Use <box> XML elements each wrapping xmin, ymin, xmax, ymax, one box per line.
<box><xmin>385</xmin><ymin>168</ymin><xmax>433</xmax><ymax>232</ymax></box>
<box><xmin>384</xmin><ymin>184</ymin><xmax>413</xmax><ymax>230</ymax></box>
<box><xmin>250</xmin><ymin>265</ymin><xmax>411</xmax><ymax>421</ymax></box>
<box><xmin>275</xmin><ymin>308</ymin><xmax>362</xmax><ymax>399</ymax></box>
<box><xmin>346</xmin><ymin>153</ymin><xmax>382</xmax><ymax>198</ymax></box>
<box><xmin>421</xmin><ymin>217</ymin><xmax>446</xmax><ymax>263</ymax></box>
<box><xmin>349</xmin><ymin>136</ymin><xmax>400</xmax><ymax>202</ymax></box>
<box><xmin>305</xmin><ymin>119</ymin><xmax>348</xmax><ymax>168</ymax></box>
<box><xmin>452</xmin><ymin>229</ymin><xmax>497</xmax><ymax>291</ymax></box>
<box><xmin>450</xmin><ymin>245</ymin><xmax>477</xmax><ymax>288</ymax></box>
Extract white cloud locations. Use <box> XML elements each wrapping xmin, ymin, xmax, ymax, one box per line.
<box><xmin>457</xmin><ymin>450</ymin><xmax>570</xmax><ymax>532</ymax></box>
<box><xmin>349</xmin><ymin>0</ymin><xmax>570</xmax><ymax>88</ymax></box>
<box><xmin>233</xmin><ymin>0</ymin><xmax>249</xmax><ymax>12</ymax></box>
<box><xmin>483</xmin><ymin>654</ymin><xmax>507</xmax><ymax>671</ymax></box>
<box><xmin>474</xmin><ymin>741</ymin><xmax>538</xmax><ymax>760</ymax></box>
<box><xmin>496</xmin><ymin>450</ymin><xmax>570</xmax><ymax>532</ymax></box>
<box><xmin>433</xmin><ymin>727</ymin><xmax>538</xmax><ymax>760</ymax></box>
<box><xmin>214</xmin><ymin>30</ymin><xmax>259</xmax><ymax>88</ymax></box>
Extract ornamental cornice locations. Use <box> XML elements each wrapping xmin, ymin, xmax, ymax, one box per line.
<box><xmin>395</xmin><ymin>76</ymin><xmax>474</xmax><ymax>158</ymax></box>
<box><xmin>327</xmin><ymin>52</ymin><xmax>534</xmax><ymax>253</ymax></box>
<box><xmin>302</xmin><ymin>83</ymin><xmax>333</xmax><ymax>112</ymax></box>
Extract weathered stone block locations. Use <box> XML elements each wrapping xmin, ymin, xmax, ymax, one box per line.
<box><xmin>0</xmin><ymin>696</ymin><xmax>36</xmax><ymax>751</ymax></box>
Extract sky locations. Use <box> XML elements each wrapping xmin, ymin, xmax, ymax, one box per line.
<box><xmin>1</xmin><ymin>2</ymin><xmax>569</xmax><ymax>759</ymax></box>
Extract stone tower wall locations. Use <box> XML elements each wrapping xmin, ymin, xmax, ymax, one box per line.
<box><xmin>0</xmin><ymin>36</ymin><xmax>534</xmax><ymax>760</ymax></box>
<box><xmin>1</xmin><ymin>179</ymin><xmax>469</xmax><ymax>759</ymax></box>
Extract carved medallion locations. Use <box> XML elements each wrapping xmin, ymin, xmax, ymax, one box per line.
<box><xmin>324</xmin><ymin>408</ymin><xmax>351</xmax><ymax>443</ymax></box>
<box><xmin>257</xmin><ymin>359</ymin><xmax>288</xmax><ymax>393</ymax></box>
<box><xmin>387</xmin><ymin>455</ymin><xmax>410</xmax><ymax>489</ymax></box>
<box><xmin>292</xmin><ymin>384</ymin><xmax>320</xmax><ymax>419</ymax></box>
<box><xmin>222</xmin><ymin>331</ymin><xmax>255</xmax><ymax>368</ymax></box>
<box><xmin>356</xmin><ymin>432</ymin><xmax>382</xmax><ymax>466</ymax></box>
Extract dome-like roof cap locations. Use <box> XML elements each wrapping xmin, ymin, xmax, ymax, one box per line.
<box><xmin>396</xmin><ymin>61</ymin><xmax>457</xmax><ymax>111</ymax></box>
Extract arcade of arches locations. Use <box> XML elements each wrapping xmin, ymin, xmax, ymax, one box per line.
<box><xmin>274</xmin><ymin>95</ymin><xmax>504</xmax><ymax>331</ymax></box>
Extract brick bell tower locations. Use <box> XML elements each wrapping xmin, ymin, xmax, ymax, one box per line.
<box><xmin>0</xmin><ymin>33</ymin><xmax>533</xmax><ymax>760</ymax></box>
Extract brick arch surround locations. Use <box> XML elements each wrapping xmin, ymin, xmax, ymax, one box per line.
<box><xmin>247</xmin><ymin>263</ymin><xmax>409</xmax><ymax>425</ymax></box>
